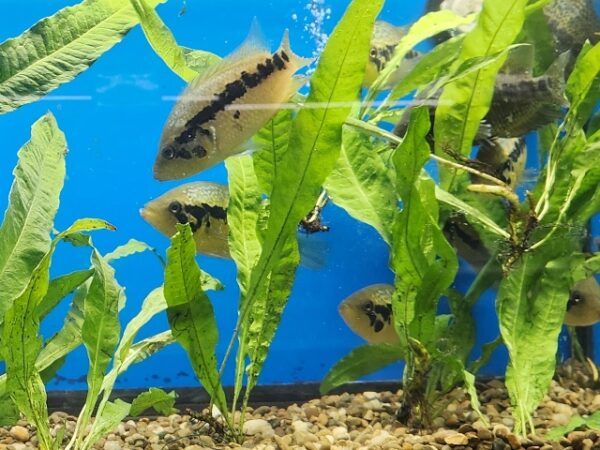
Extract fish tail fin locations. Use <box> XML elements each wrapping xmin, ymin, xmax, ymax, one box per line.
<box><xmin>288</xmin><ymin>75</ymin><xmax>309</xmax><ymax>97</ymax></box>
<box><xmin>546</xmin><ymin>51</ymin><xmax>570</xmax><ymax>104</ymax></box>
<box><xmin>278</xmin><ymin>30</ymin><xmax>314</xmax><ymax>71</ymax></box>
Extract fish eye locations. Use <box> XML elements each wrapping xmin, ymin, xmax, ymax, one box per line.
<box><xmin>162</xmin><ymin>146</ymin><xmax>176</xmax><ymax>160</ymax></box>
<box><xmin>567</xmin><ymin>292</ymin><xmax>582</xmax><ymax>310</ymax></box>
<box><xmin>362</xmin><ymin>300</ymin><xmax>374</xmax><ymax>313</ymax></box>
<box><xmin>369</xmin><ymin>48</ymin><xmax>377</xmax><ymax>58</ymax></box>
<box><xmin>168</xmin><ymin>201</ymin><xmax>182</xmax><ymax>214</ymax></box>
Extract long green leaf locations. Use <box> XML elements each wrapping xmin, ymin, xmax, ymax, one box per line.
<box><xmin>164</xmin><ymin>224</ymin><xmax>228</xmax><ymax>424</ymax></box>
<box><xmin>320</xmin><ymin>344</ymin><xmax>403</xmax><ymax>395</ymax></box>
<box><xmin>234</xmin><ymin>0</ymin><xmax>384</xmax><ymax>377</ymax></box>
<box><xmin>545</xmin><ymin>411</ymin><xmax>600</xmax><ymax>441</ymax></box>
<box><xmin>2</xmin><ymin>219</ymin><xmax>114</xmax><ymax>450</ymax></box>
<box><xmin>36</xmin><ymin>269</ymin><xmax>94</xmax><ymax>320</ymax></box>
<box><xmin>498</xmin><ymin>243</ymin><xmax>584</xmax><ymax>435</ymax></box>
<box><xmin>253</xmin><ymin>109</ymin><xmax>293</xmax><ymax>196</ymax></box>
<box><xmin>225</xmin><ymin>155</ymin><xmax>262</xmax><ymax>296</ymax></box>
<box><xmin>434</xmin><ymin>0</ymin><xmax>528</xmax><ymax>186</ymax></box>
<box><xmin>0</xmin><ymin>113</ymin><xmax>66</xmax><ymax>325</ymax></box>
<box><xmin>73</xmin><ymin>249</ymin><xmax>122</xmax><ymax>449</ymax></box>
<box><xmin>325</xmin><ymin>125</ymin><xmax>396</xmax><ymax>244</ymax></box>
<box><xmin>391</xmin><ymin>107</ymin><xmax>458</xmax><ymax>348</ymax></box>
<box><xmin>130</xmin><ymin>0</ymin><xmax>217</xmax><ymax>81</ymax></box>
<box><xmin>0</xmin><ymin>0</ymin><xmax>166</xmax><ymax>113</ymax></box>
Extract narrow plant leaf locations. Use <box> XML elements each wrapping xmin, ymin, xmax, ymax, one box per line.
<box><xmin>325</xmin><ymin>125</ymin><xmax>396</xmax><ymax>244</ymax></box>
<box><xmin>0</xmin><ymin>113</ymin><xmax>66</xmax><ymax>326</ymax></box>
<box><xmin>225</xmin><ymin>155</ymin><xmax>262</xmax><ymax>296</ymax></box>
<box><xmin>236</xmin><ymin>0</ymin><xmax>384</xmax><ymax>377</ymax></box>
<box><xmin>115</xmin><ymin>330</ymin><xmax>174</xmax><ymax>373</ymax></box>
<box><xmin>36</xmin><ymin>269</ymin><xmax>94</xmax><ymax>320</ymax></box>
<box><xmin>498</xmin><ymin>246</ymin><xmax>584</xmax><ymax>435</ymax></box>
<box><xmin>244</xmin><ymin>238</ymin><xmax>299</xmax><ymax>401</ymax></box>
<box><xmin>320</xmin><ymin>344</ymin><xmax>403</xmax><ymax>395</ymax></box>
<box><xmin>164</xmin><ymin>224</ymin><xmax>228</xmax><ymax>425</ymax></box>
<box><xmin>391</xmin><ymin>107</ymin><xmax>458</xmax><ymax>348</ymax></box>
<box><xmin>434</xmin><ymin>0</ymin><xmax>528</xmax><ymax>185</ymax></box>
<box><xmin>565</xmin><ymin>42</ymin><xmax>600</xmax><ymax>130</ymax></box>
<box><xmin>81</xmin><ymin>399</ymin><xmax>131</xmax><ymax>450</ymax></box>
<box><xmin>0</xmin><ymin>0</ymin><xmax>166</xmax><ymax>113</ymax></box>
<box><xmin>105</xmin><ymin>238</ymin><xmax>158</xmax><ymax>263</ymax></box>
<box><xmin>2</xmin><ymin>219</ymin><xmax>114</xmax><ymax>450</ymax></box>
<box><xmin>74</xmin><ymin>249</ymin><xmax>123</xmax><ymax>447</ymax></box>
<box><xmin>130</xmin><ymin>388</ymin><xmax>177</xmax><ymax>416</ymax></box>
<box><xmin>253</xmin><ymin>109</ymin><xmax>293</xmax><ymax>196</ymax></box>
<box><xmin>130</xmin><ymin>0</ymin><xmax>201</xmax><ymax>81</ymax></box>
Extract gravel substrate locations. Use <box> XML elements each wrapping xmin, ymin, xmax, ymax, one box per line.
<box><xmin>1</xmin><ymin>361</ymin><xmax>599</xmax><ymax>450</ymax></box>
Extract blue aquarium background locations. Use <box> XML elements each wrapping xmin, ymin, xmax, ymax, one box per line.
<box><xmin>0</xmin><ymin>0</ymin><xmax>596</xmax><ymax>391</ymax></box>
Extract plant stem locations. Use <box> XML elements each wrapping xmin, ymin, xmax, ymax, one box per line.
<box><xmin>345</xmin><ymin>117</ymin><xmax>508</xmax><ymax>187</ymax></box>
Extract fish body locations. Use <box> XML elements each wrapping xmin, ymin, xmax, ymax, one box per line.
<box><xmin>338</xmin><ymin>284</ymin><xmax>399</xmax><ymax>345</ymax></box>
<box><xmin>154</xmin><ymin>29</ymin><xmax>310</xmax><ymax>180</ymax></box>
<box><xmin>484</xmin><ymin>52</ymin><xmax>568</xmax><ymax>138</ymax></box>
<box><xmin>544</xmin><ymin>0</ymin><xmax>600</xmax><ymax>54</ymax></box>
<box><xmin>140</xmin><ymin>182</ymin><xmax>229</xmax><ymax>257</ymax></box>
<box><xmin>471</xmin><ymin>137</ymin><xmax>527</xmax><ymax>187</ymax></box>
<box><xmin>564</xmin><ymin>277</ymin><xmax>600</xmax><ymax>327</ymax></box>
<box><xmin>339</xmin><ymin>277</ymin><xmax>600</xmax><ymax>344</ymax></box>
<box><xmin>364</xmin><ymin>21</ymin><xmax>421</xmax><ymax>88</ymax></box>
<box><xmin>426</xmin><ymin>0</ymin><xmax>600</xmax><ymax>54</ymax></box>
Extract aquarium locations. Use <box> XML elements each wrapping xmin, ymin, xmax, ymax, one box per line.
<box><xmin>0</xmin><ymin>0</ymin><xmax>599</xmax><ymax>448</ymax></box>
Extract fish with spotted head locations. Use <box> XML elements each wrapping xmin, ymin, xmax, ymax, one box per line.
<box><xmin>140</xmin><ymin>182</ymin><xmax>229</xmax><ymax>258</ymax></box>
<box><xmin>154</xmin><ymin>25</ymin><xmax>311</xmax><ymax>181</ymax></box>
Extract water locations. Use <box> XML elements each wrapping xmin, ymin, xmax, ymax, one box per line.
<box><xmin>0</xmin><ymin>0</ymin><xmax>597</xmax><ymax>394</ymax></box>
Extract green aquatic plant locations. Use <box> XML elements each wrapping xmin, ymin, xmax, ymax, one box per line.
<box><xmin>323</xmin><ymin>0</ymin><xmax>600</xmax><ymax>435</ymax></box>
<box><xmin>0</xmin><ymin>0</ymin><xmax>169</xmax><ymax>114</ymax></box>
<box><xmin>0</xmin><ymin>115</ymin><xmax>191</xmax><ymax>450</ymax></box>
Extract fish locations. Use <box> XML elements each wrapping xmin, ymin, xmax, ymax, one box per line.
<box><xmin>393</xmin><ymin>49</ymin><xmax>568</xmax><ymax>142</ymax></box>
<box><xmin>565</xmin><ymin>277</ymin><xmax>600</xmax><ymax>327</ymax></box>
<box><xmin>140</xmin><ymin>182</ymin><xmax>230</xmax><ymax>258</ymax></box>
<box><xmin>339</xmin><ymin>277</ymin><xmax>600</xmax><ymax>346</ymax></box>
<box><xmin>425</xmin><ymin>0</ymin><xmax>600</xmax><ymax>55</ymax></box>
<box><xmin>154</xmin><ymin>25</ymin><xmax>311</xmax><ymax>181</ymax></box>
<box><xmin>484</xmin><ymin>49</ymin><xmax>569</xmax><ymax>138</ymax></box>
<box><xmin>338</xmin><ymin>284</ymin><xmax>399</xmax><ymax>345</ymax></box>
<box><xmin>363</xmin><ymin>21</ymin><xmax>422</xmax><ymax>88</ymax></box>
<box><xmin>470</xmin><ymin>137</ymin><xmax>527</xmax><ymax>188</ymax></box>
<box><xmin>140</xmin><ymin>181</ymin><xmax>328</xmax><ymax>268</ymax></box>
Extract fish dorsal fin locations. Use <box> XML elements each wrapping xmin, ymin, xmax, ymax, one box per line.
<box><xmin>501</xmin><ymin>45</ymin><xmax>534</xmax><ymax>75</ymax></box>
<box><xmin>187</xmin><ymin>19</ymin><xmax>270</xmax><ymax>88</ymax></box>
<box><xmin>545</xmin><ymin>50</ymin><xmax>570</xmax><ymax>81</ymax></box>
<box><xmin>278</xmin><ymin>29</ymin><xmax>314</xmax><ymax>72</ymax></box>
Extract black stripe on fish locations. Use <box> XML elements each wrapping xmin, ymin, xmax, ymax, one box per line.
<box><xmin>373</xmin><ymin>303</ymin><xmax>393</xmax><ymax>324</ymax></box>
<box><xmin>497</xmin><ymin>139</ymin><xmax>525</xmax><ymax>183</ymax></box>
<box><xmin>174</xmin><ymin>51</ymin><xmax>289</xmax><ymax>147</ymax></box>
<box><xmin>169</xmin><ymin>201</ymin><xmax>228</xmax><ymax>232</ymax></box>
<box><xmin>444</xmin><ymin>218</ymin><xmax>484</xmax><ymax>252</ymax></box>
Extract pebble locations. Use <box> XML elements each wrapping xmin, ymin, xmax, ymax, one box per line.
<box><xmin>332</xmin><ymin>426</ymin><xmax>350</xmax><ymax>441</ymax></box>
<box><xmin>443</xmin><ymin>432</ymin><xmax>469</xmax><ymax>446</ymax></box>
<box><xmin>103</xmin><ymin>441</ymin><xmax>122</xmax><ymax>450</ymax></box>
<box><xmin>8</xmin><ymin>427</ymin><xmax>28</xmax><ymax>443</ymax></box>
<box><xmin>243</xmin><ymin>419</ymin><xmax>274</xmax><ymax>437</ymax></box>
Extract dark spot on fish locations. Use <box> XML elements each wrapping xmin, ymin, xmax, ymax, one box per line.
<box><xmin>444</xmin><ymin>217</ymin><xmax>484</xmax><ymax>252</ymax></box>
<box><xmin>273</xmin><ymin>52</ymin><xmax>286</xmax><ymax>70</ymax></box>
<box><xmin>373</xmin><ymin>320</ymin><xmax>384</xmax><ymax>333</ymax></box>
<box><xmin>191</xmin><ymin>145</ymin><xmax>207</xmax><ymax>157</ymax></box>
<box><xmin>281</xmin><ymin>50</ymin><xmax>290</xmax><ymax>62</ymax></box>
<box><xmin>175</xmin><ymin>52</ymin><xmax>287</xmax><ymax>147</ymax></box>
<box><xmin>203</xmin><ymin>203</ymin><xmax>228</xmax><ymax>222</ymax></box>
<box><xmin>234</xmin><ymin>110</ymin><xmax>241</xmax><ymax>119</ymax></box>
<box><xmin>178</xmin><ymin>149</ymin><xmax>192</xmax><ymax>159</ymax></box>
<box><xmin>374</xmin><ymin>303</ymin><xmax>393</xmax><ymax>323</ymax></box>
